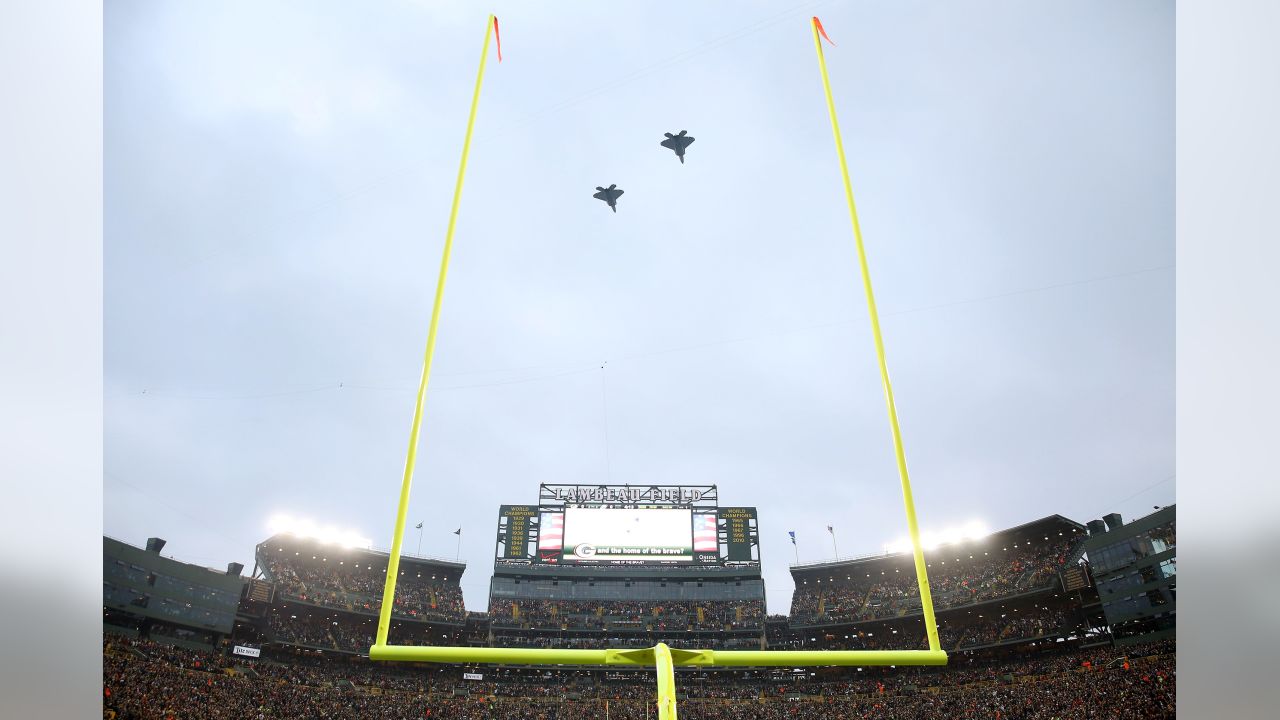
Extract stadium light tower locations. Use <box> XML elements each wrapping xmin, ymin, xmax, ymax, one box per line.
<box><xmin>886</xmin><ymin>520</ymin><xmax>991</xmax><ymax>555</ymax></box>
<box><xmin>268</xmin><ymin>514</ymin><xmax>371</xmax><ymax>549</ymax></box>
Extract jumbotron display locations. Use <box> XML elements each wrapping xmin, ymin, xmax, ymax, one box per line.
<box><xmin>494</xmin><ymin>485</ymin><xmax>759</xmax><ymax>568</ymax></box>
<box><xmin>560</xmin><ymin>507</ymin><xmax>694</xmax><ymax>562</ymax></box>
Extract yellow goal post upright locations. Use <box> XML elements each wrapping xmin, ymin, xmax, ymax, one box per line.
<box><xmin>369</xmin><ymin>12</ymin><xmax>945</xmax><ymax>717</ymax></box>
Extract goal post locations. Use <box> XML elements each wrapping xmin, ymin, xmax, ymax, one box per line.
<box><xmin>368</xmin><ymin>13</ymin><xmax>947</xmax><ymax>720</ymax></box>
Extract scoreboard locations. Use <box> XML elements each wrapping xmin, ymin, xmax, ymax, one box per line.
<box><xmin>494</xmin><ymin>486</ymin><xmax>759</xmax><ymax>569</ymax></box>
<box><xmin>720</xmin><ymin>507</ymin><xmax>756</xmax><ymax>562</ymax></box>
<box><xmin>498</xmin><ymin>505</ymin><xmax>537</xmax><ymax>560</ymax></box>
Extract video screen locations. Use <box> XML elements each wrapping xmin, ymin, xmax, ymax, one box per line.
<box><xmin>560</xmin><ymin>507</ymin><xmax>693</xmax><ymax>562</ymax></box>
<box><xmin>504</xmin><ymin>505</ymin><xmax>755</xmax><ymax>567</ymax></box>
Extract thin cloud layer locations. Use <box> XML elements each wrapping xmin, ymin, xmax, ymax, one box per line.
<box><xmin>106</xmin><ymin>1</ymin><xmax>1173</xmax><ymax>611</ymax></box>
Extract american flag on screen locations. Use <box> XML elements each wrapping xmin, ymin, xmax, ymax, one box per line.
<box><xmin>538</xmin><ymin>513</ymin><xmax>564</xmax><ymax>551</ymax></box>
<box><xmin>693</xmin><ymin>514</ymin><xmax>718</xmax><ymax>552</ymax></box>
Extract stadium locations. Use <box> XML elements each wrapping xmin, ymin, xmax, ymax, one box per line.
<box><xmin>103</xmin><ymin>487</ymin><xmax>1175</xmax><ymax>718</ymax></box>
<box><xmin>101</xmin><ymin>4</ymin><xmax>1176</xmax><ymax>718</ymax></box>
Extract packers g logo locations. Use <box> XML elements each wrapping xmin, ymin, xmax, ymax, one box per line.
<box><xmin>573</xmin><ymin>543</ymin><xmax>597</xmax><ymax>558</ymax></box>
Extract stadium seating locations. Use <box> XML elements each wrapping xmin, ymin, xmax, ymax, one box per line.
<box><xmin>105</xmin><ymin>518</ymin><xmax>1172</xmax><ymax>718</ymax></box>
<box><xmin>790</xmin><ymin>535</ymin><xmax>1081</xmax><ymax>626</ymax></box>
<box><xmin>261</xmin><ymin>541</ymin><xmax>466</xmax><ymax>624</ymax></box>
<box><xmin>486</xmin><ymin>598</ymin><xmax>765</xmax><ymax>632</ymax></box>
<box><xmin>102</xmin><ymin>635</ymin><xmax>1175</xmax><ymax>719</ymax></box>
<box><xmin>266</xmin><ymin>609</ymin><xmax>463</xmax><ymax>653</ymax></box>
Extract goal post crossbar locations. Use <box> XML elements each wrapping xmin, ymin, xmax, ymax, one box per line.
<box><xmin>369</xmin><ymin>643</ymin><xmax>946</xmax><ymax>720</ymax></box>
<box><xmin>367</xmin><ymin>644</ymin><xmax>949</xmax><ymax>667</ymax></box>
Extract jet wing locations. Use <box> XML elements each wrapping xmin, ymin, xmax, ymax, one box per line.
<box><xmin>593</xmin><ymin>190</ymin><xmax>608</xmax><ymax>201</ymax></box>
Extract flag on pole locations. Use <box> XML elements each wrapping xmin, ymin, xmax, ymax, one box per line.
<box><xmin>788</xmin><ymin>531</ymin><xmax>796</xmax><ymax>545</ymax></box>
<box><xmin>415</xmin><ymin>522</ymin><xmax>423</xmax><ymax>529</ymax></box>
<box><xmin>827</xmin><ymin>525</ymin><xmax>834</xmax><ymax>534</ymax></box>
<box><xmin>493</xmin><ymin>16</ymin><xmax>502</xmax><ymax>63</ymax></box>
<box><xmin>814</xmin><ymin>15</ymin><xmax>836</xmax><ymax>46</ymax></box>
<box><xmin>453</xmin><ymin>528</ymin><xmax>462</xmax><ymax>535</ymax></box>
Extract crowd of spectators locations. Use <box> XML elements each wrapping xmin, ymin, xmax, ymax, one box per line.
<box><xmin>491</xmin><ymin>632</ymin><xmax>761</xmax><ymax>651</ymax></box>
<box><xmin>770</xmin><ymin>603</ymin><xmax>1081</xmax><ymax>653</ymax></box>
<box><xmin>265</xmin><ymin>556</ymin><xmax>466</xmax><ymax>623</ymax></box>
<box><xmin>488</xmin><ymin>599</ymin><xmax>765</xmax><ymax>631</ymax></box>
<box><xmin>790</xmin><ymin>536</ymin><xmax>1079</xmax><ymax>625</ymax></box>
<box><xmin>103</xmin><ymin>634</ymin><xmax>1173</xmax><ymax>719</ymax></box>
<box><xmin>267</xmin><ymin>610</ymin><xmax>455</xmax><ymax>654</ymax></box>
<box><xmin>980</xmin><ymin>605</ymin><xmax>1076</xmax><ymax>647</ymax></box>
<box><xmin>267</xmin><ymin>612</ymin><xmax>336</xmax><ymax>649</ymax></box>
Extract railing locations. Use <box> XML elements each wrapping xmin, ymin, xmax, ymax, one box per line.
<box><xmin>789</xmin><ymin>548</ymin><xmax>901</xmax><ymax>568</ymax></box>
<box><xmin>367</xmin><ymin>544</ymin><xmax>463</xmax><ymax>566</ymax></box>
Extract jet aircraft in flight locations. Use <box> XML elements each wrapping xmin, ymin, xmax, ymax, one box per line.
<box><xmin>660</xmin><ymin>130</ymin><xmax>695</xmax><ymax>164</ymax></box>
<box><xmin>593</xmin><ymin>184</ymin><xmax>624</xmax><ymax>213</ymax></box>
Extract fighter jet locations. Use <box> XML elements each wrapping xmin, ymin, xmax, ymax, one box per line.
<box><xmin>660</xmin><ymin>130</ymin><xmax>695</xmax><ymax>164</ymax></box>
<box><xmin>593</xmin><ymin>184</ymin><xmax>624</xmax><ymax>213</ymax></box>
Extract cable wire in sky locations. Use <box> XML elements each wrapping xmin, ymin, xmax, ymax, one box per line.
<box><xmin>117</xmin><ymin>264</ymin><xmax>1171</xmax><ymax>402</ymax></box>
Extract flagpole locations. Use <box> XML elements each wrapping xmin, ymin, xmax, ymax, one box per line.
<box><xmin>375</xmin><ymin>14</ymin><xmax>499</xmax><ymax>650</ymax></box>
<box><xmin>417</xmin><ymin>524</ymin><xmax>424</xmax><ymax>557</ymax></box>
<box><xmin>455</xmin><ymin>529</ymin><xmax>462</xmax><ymax>563</ymax></box>
<box><xmin>811</xmin><ymin>15</ymin><xmax>940</xmax><ymax>653</ymax></box>
<box><xmin>830</xmin><ymin>527</ymin><xmax>839</xmax><ymax>559</ymax></box>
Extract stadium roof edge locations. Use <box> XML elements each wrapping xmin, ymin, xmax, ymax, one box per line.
<box><xmin>787</xmin><ymin>514</ymin><xmax>1086</xmax><ymax>575</ymax></box>
<box><xmin>104</xmin><ymin>535</ymin><xmax>246</xmax><ymax>594</ymax></box>
<box><xmin>256</xmin><ymin>533</ymin><xmax>467</xmax><ymax>571</ymax></box>
<box><xmin>104</xmin><ymin>534</ymin><xmax>243</xmax><ymax>577</ymax></box>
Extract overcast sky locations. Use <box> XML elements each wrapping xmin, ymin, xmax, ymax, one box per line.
<box><xmin>104</xmin><ymin>0</ymin><xmax>1173</xmax><ymax>613</ymax></box>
